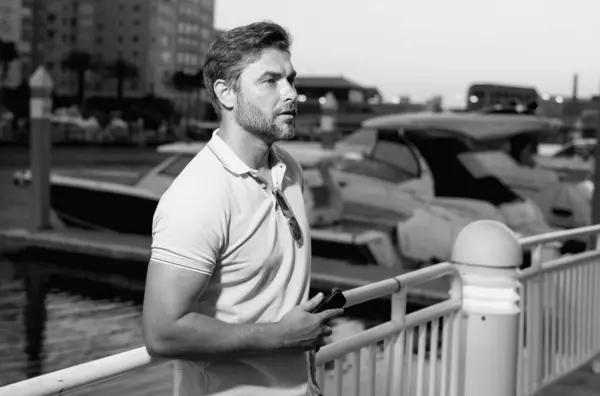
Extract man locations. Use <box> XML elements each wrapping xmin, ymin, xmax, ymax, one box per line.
<box><xmin>142</xmin><ymin>21</ymin><xmax>342</xmax><ymax>396</ymax></box>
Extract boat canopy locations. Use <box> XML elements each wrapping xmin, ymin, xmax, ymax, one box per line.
<box><xmin>362</xmin><ymin>112</ymin><xmax>561</xmax><ymax>141</ymax></box>
<box><xmin>156</xmin><ymin>141</ymin><xmax>206</xmax><ymax>154</ymax></box>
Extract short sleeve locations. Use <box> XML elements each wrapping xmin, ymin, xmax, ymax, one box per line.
<box><xmin>150</xmin><ymin>184</ymin><xmax>226</xmax><ymax>276</ymax></box>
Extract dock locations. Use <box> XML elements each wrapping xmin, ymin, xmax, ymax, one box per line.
<box><xmin>0</xmin><ymin>227</ymin><xmax>449</xmax><ymax>306</ymax></box>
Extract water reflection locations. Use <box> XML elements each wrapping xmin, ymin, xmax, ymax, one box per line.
<box><xmin>23</xmin><ymin>263</ymin><xmax>47</xmax><ymax>379</ymax></box>
<box><xmin>0</xmin><ymin>250</ymin><xmax>148</xmax><ymax>386</ymax></box>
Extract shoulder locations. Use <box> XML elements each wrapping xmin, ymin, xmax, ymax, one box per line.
<box><xmin>162</xmin><ymin>148</ymin><xmax>229</xmax><ymax>204</ymax></box>
<box><xmin>154</xmin><ymin>149</ymin><xmax>231</xmax><ymax>226</ymax></box>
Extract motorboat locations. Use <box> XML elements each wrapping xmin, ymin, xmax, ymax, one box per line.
<box><xmin>355</xmin><ymin>112</ymin><xmax>591</xmax><ymax>234</ymax></box>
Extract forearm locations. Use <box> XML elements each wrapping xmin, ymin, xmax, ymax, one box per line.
<box><xmin>145</xmin><ymin>312</ymin><xmax>282</xmax><ymax>361</ymax></box>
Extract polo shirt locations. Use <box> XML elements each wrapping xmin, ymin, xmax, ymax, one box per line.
<box><xmin>150</xmin><ymin>129</ymin><xmax>318</xmax><ymax>396</ymax></box>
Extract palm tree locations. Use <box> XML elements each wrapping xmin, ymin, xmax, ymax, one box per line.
<box><xmin>171</xmin><ymin>69</ymin><xmax>204</xmax><ymax>118</ymax></box>
<box><xmin>0</xmin><ymin>39</ymin><xmax>19</xmax><ymax>111</ymax></box>
<box><xmin>0</xmin><ymin>39</ymin><xmax>18</xmax><ymax>82</ymax></box>
<box><xmin>103</xmin><ymin>56</ymin><xmax>138</xmax><ymax>103</ymax></box>
<box><xmin>61</xmin><ymin>50</ymin><xmax>100</xmax><ymax>109</ymax></box>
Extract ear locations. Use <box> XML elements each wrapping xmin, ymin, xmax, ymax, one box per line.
<box><xmin>213</xmin><ymin>79</ymin><xmax>236</xmax><ymax>111</ymax></box>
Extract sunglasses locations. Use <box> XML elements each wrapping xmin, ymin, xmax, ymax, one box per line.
<box><xmin>272</xmin><ymin>187</ymin><xmax>303</xmax><ymax>244</ymax></box>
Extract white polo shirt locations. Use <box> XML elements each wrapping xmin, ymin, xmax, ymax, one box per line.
<box><xmin>150</xmin><ymin>130</ymin><xmax>318</xmax><ymax>396</ymax></box>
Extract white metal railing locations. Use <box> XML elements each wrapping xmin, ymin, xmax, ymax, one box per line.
<box><xmin>3</xmin><ymin>220</ymin><xmax>600</xmax><ymax>396</ymax></box>
<box><xmin>313</xmin><ymin>262</ymin><xmax>462</xmax><ymax>396</ymax></box>
<box><xmin>518</xmin><ymin>224</ymin><xmax>600</xmax><ymax>396</ymax></box>
<box><xmin>0</xmin><ymin>263</ymin><xmax>462</xmax><ymax>396</ymax></box>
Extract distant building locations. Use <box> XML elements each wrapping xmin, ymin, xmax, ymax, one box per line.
<box><xmin>175</xmin><ymin>0</ymin><xmax>214</xmax><ymax>76</ymax></box>
<box><xmin>12</xmin><ymin>0</ymin><xmax>215</xmax><ymax>100</ymax></box>
<box><xmin>294</xmin><ymin>76</ymin><xmax>372</xmax><ymax>105</ymax></box>
<box><xmin>537</xmin><ymin>95</ymin><xmax>600</xmax><ymax>136</ymax></box>
<box><xmin>426</xmin><ymin>95</ymin><xmax>443</xmax><ymax>112</ymax></box>
<box><xmin>363</xmin><ymin>87</ymin><xmax>382</xmax><ymax>104</ymax></box>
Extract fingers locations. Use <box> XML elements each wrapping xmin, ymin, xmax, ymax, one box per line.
<box><xmin>317</xmin><ymin>308</ymin><xmax>344</xmax><ymax>323</ymax></box>
<box><xmin>298</xmin><ymin>293</ymin><xmax>323</xmax><ymax>311</ymax></box>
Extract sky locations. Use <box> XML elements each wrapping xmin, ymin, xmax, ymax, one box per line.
<box><xmin>214</xmin><ymin>0</ymin><xmax>600</xmax><ymax>108</ymax></box>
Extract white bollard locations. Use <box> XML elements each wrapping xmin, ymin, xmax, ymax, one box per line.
<box><xmin>451</xmin><ymin>220</ymin><xmax>522</xmax><ymax>396</ymax></box>
<box><xmin>29</xmin><ymin>66</ymin><xmax>54</xmax><ymax>230</ymax></box>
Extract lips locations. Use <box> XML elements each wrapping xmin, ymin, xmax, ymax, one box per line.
<box><xmin>279</xmin><ymin>110</ymin><xmax>297</xmax><ymax>117</ymax></box>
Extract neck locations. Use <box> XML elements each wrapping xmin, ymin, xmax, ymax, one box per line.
<box><xmin>218</xmin><ymin>118</ymin><xmax>272</xmax><ymax>170</ymax></box>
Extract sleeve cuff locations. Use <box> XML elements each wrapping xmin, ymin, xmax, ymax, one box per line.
<box><xmin>150</xmin><ymin>247</ymin><xmax>215</xmax><ymax>276</ymax></box>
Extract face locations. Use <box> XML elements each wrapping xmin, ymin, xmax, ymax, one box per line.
<box><xmin>233</xmin><ymin>48</ymin><xmax>298</xmax><ymax>142</ymax></box>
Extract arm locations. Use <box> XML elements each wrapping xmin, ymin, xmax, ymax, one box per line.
<box><xmin>142</xmin><ymin>260</ymin><xmax>282</xmax><ymax>361</ymax></box>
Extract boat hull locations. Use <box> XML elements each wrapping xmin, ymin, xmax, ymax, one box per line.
<box><xmin>51</xmin><ymin>182</ymin><xmax>159</xmax><ymax>235</ymax></box>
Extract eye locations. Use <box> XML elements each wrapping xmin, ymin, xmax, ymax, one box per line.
<box><xmin>264</xmin><ymin>78</ymin><xmax>276</xmax><ymax>84</ymax></box>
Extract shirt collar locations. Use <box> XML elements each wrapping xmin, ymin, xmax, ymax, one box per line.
<box><xmin>207</xmin><ymin>129</ymin><xmax>285</xmax><ymax>177</ymax></box>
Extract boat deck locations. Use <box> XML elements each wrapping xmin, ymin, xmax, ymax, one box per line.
<box><xmin>0</xmin><ymin>227</ymin><xmax>449</xmax><ymax>306</ymax></box>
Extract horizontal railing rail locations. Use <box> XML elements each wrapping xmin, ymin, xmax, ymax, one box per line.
<box><xmin>520</xmin><ymin>224</ymin><xmax>600</xmax><ymax>249</ymax></box>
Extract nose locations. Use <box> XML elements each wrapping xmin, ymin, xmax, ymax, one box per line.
<box><xmin>281</xmin><ymin>79</ymin><xmax>297</xmax><ymax>103</ymax></box>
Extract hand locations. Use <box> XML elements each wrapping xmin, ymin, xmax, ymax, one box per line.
<box><xmin>275</xmin><ymin>293</ymin><xmax>344</xmax><ymax>352</ymax></box>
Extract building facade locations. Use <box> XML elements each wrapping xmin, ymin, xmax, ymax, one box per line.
<box><xmin>12</xmin><ymin>0</ymin><xmax>215</xmax><ymax>101</ymax></box>
<box><xmin>175</xmin><ymin>0</ymin><xmax>214</xmax><ymax>75</ymax></box>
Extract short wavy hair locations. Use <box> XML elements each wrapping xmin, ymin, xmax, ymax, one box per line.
<box><xmin>203</xmin><ymin>21</ymin><xmax>292</xmax><ymax>117</ymax></box>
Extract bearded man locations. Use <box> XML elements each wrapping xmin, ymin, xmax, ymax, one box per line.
<box><xmin>141</xmin><ymin>21</ymin><xmax>342</xmax><ymax>396</ymax></box>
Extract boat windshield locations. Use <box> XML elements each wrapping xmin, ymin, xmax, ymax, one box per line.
<box><xmin>458</xmin><ymin>150</ymin><xmax>520</xmax><ymax>178</ymax></box>
<box><xmin>405</xmin><ymin>134</ymin><xmax>521</xmax><ymax>206</ymax></box>
<box><xmin>551</xmin><ymin>140</ymin><xmax>595</xmax><ymax>159</ymax></box>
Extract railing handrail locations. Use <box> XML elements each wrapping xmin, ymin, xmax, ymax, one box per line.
<box><xmin>0</xmin><ymin>262</ymin><xmax>460</xmax><ymax>396</ymax></box>
<box><xmin>344</xmin><ymin>262</ymin><xmax>458</xmax><ymax>308</ymax></box>
<box><xmin>0</xmin><ymin>348</ymin><xmax>165</xmax><ymax>396</ymax></box>
<box><xmin>518</xmin><ymin>248</ymin><xmax>600</xmax><ymax>281</ymax></box>
<box><xmin>520</xmin><ymin>224</ymin><xmax>600</xmax><ymax>249</ymax></box>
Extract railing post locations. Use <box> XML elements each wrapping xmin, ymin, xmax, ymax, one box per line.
<box><xmin>451</xmin><ymin>220</ymin><xmax>522</xmax><ymax>396</ymax></box>
<box><xmin>29</xmin><ymin>66</ymin><xmax>54</xmax><ymax>230</ymax></box>
<box><xmin>389</xmin><ymin>288</ymin><xmax>407</xmax><ymax>395</ymax></box>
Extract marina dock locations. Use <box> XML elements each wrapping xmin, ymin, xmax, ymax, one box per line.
<box><xmin>0</xmin><ymin>227</ymin><xmax>449</xmax><ymax>306</ymax></box>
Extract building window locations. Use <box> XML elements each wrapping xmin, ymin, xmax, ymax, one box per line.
<box><xmin>132</xmin><ymin>35</ymin><xmax>139</xmax><ymax>43</ymax></box>
<box><xmin>161</xmin><ymin>51</ymin><xmax>172</xmax><ymax>64</ymax></box>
